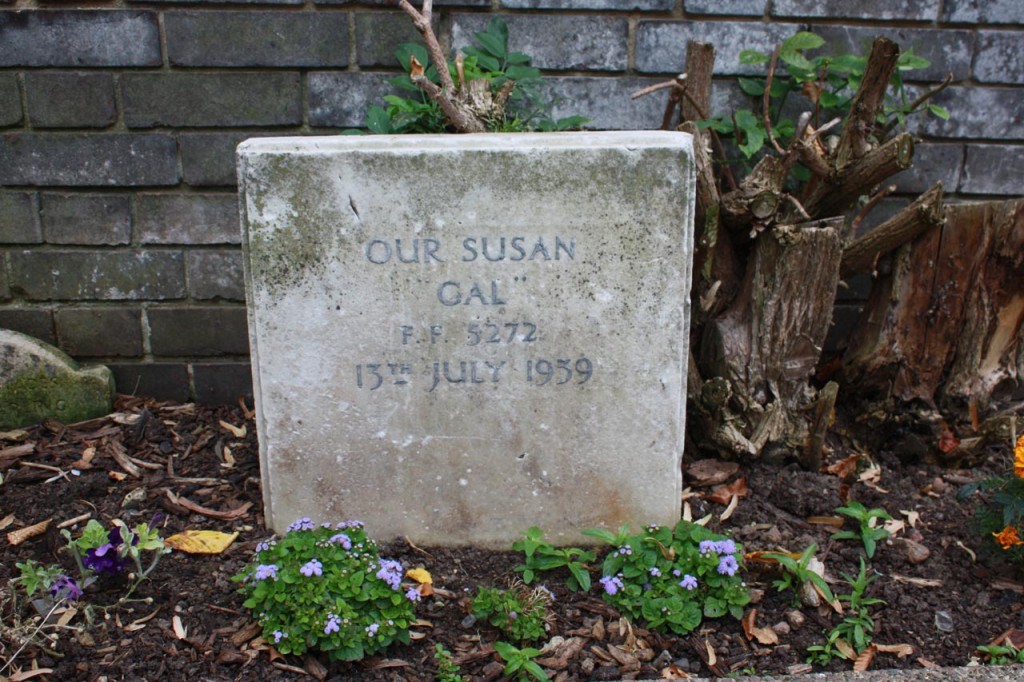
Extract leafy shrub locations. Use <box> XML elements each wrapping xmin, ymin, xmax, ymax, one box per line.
<box><xmin>513</xmin><ymin>526</ymin><xmax>596</xmax><ymax>591</ymax></box>
<box><xmin>583</xmin><ymin>520</ymin><xmax>750</xmax><ymax>636</ymax></box>
<box><xmin>961</xmin><ymin>435</ymin><xmax>1024</xmax><ymax>565</ymax></box>
<box><xmin>234</xmin><ymin>518</ymin><xmax>417</xmax><ymax>661</ymax></box>
<box><xmin>471</xmin><ymin>581</ymin><xmax>552</xmax><ymax>643</ymax></box>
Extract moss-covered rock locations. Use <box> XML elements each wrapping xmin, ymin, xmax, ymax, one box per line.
<box><xmin>0</xmin><ymin>328</ymin><xmax>115</xmax><ymax>429</ymax></box>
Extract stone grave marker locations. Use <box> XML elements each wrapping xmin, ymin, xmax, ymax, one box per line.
<box><xmin>238</xmin><ymin>131</ymin><xmax>695</xmax><ymax>546</ymax></box>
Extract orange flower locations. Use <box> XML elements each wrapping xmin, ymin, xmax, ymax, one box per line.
<box><xmin>993</xmin><ymin>526</ymin><xmax>1024</xmax><ymax>550</ymax></box>
<box><xmin>1015</xmin><ymin>435</ymin><xmax>1024</xmax><ymax>479</ymax></box>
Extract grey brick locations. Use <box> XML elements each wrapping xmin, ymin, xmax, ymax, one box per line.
<box><xmin>452</xmin><ymin>14</ymin><xmax>628</xmax><ymax>72</ymax></box>
<box><xmin>122</xmin><ymin>73</ymin><xmax>301</xmax><ymax>128</ymax></box>
<box><xmin>0</xmin><ymin>134</ymin><xmax>178</xmax><ymax>186</ymax></box>
<box><xmin>890</xmin><ymin>143</ymin><xmax>962</xmax><ymax>195</ymax></box>
<box><xmin>309</xmin><ymin>72</ymin><xmax>397</xmax><ymax>128</ymax></box>
<box><xmin>772</xmin><ymin>0</ymin><xmax>938</xmax><ymax>20</ymax></box>
<box><xmin>108</xmin><ymin>362</ymin><xmax>190</xmax><ymax>402</ymax></box>
<box><xmin>0</xmin><ymin>308</ymin><xmax>56</xmax><ymax>345</ymax></box>
<box><xmin>55</xmin><ymin>307</ymin><xmax>143</xmax><ymax>357</ymax></box>
<box><xmin>355</xmin><ymin>12</ymin><xmax>433</xmax><ymax>68</ymax></box>
<box><xmin>961</xmin><ymin>145</ymin><xmax>1024</xmax><ymax>195</ymax></box>
<box><xmin>684</xmin><ymin>0</ymin><xmax>764</xmax><ymax>15</ymax></box>
<box><xmin>0</xmin><ymin>192</ymin><xmax>41</xmax><ymax>244</ymax></box>
<box><xmin>0</xmin><ymin>11</ymin><xmax>160</xmax><ymax>67</ymax></box>
<box><xmin>541</xmin><ymin>77</ymin><xmax>663</xmax><ymax>130</ymax></box>
<box><xmin>137</xmin><ymin>194</ymin><xmax>240</xmax><ymax>245</ymax></box>
<box><xmin>975</xmin><ymin>32</ymin><xmax>1024</xmax><ymax>85</ymax></box>
<box><xmin>915</xmin><ymin>87</ymin><xmax>1024</xmax><ymax>141</ymax></box>
<box><xmin>0</xmin><ymin>74</ymin><xmax>20</xmax><ymax>126</ymax></box>
<box><xmin>502</xmin><ymin>0</ymin><xmax>673</xmax><ymax>9</ymax></box>
<box><xmin>8</xmin><ymin>250</ymin><xmax>185</xmax><ymax>301</ymax></box>
<box><xmin>321</xmin><ymin>0</ymin><xmax>487</xmax><ymax>5</ymax></box>
<box><xmin>180</xmin><ymin>132</ymin><xmax>257</xmax><ymax>187</ymax></box>
<box><xmin>811</xmin><ymin>26</ymin><xmax>973</xmax><ymax>82</ymax></box>
<box><xmin>130</xmin><ymin>0</ymin><xmax>301</xmax><ymax>4</ymax></box>
<box><xmin>148</xmin><ymin>306</ymin><xmax>249</xmax><ymax>356</ymax></box>
<box><xmin>943</xmin><ymin>0</ymin><xmax>1024</xmax><ymax>24</ymax></box>
<box><xmin>0</xmin><ymin>269</ymin><xmax>8</xmax><ymax>301</ymax></box>
<box><xmin>187</xmin><ymin>249</ymin><xmax>245</xmax><ymax>301</ymax></box>
<box><xmin>636</xmin><ymin>21</ymin><xmax>802</xmax><ymax>75</ymax></box>
<box><xmin>40</xmin><ymin>193</ymin><xmax>131</xmax><ymax>245</ymax></box>
<box><xmin>166</xmin><ymin>12</ymin><xmax>349</xmax><ymax>67</ymax></box>
<box><xmin>25</xmin><ymin>73</ymin><xmax>116</xmax><ymax>128</ymax></box>
<box><xmin>192</xmin><ymin>362</ymin><xmax>253</xmax><ymax>404</ymax></box>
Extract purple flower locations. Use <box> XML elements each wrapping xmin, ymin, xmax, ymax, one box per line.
<box><xmin>672</xmin><ymin>569</ymin><xmax>682</xmax><ymax>577</ymax></box>
<box><xmin>649</xmin><ymin>567</ymin><xmax>662</xmax><ymax>577</ymax></box>
<box><xmin>83</xmin><ymin>528</ymin><xmax>134</xmax><ymax>576</ymax></box>
<box><xmin>617</xmin><ymin>545</ymin><xmax>633</xmax><ymax>556</ymax></box>
<box><xmin>336</xmin><ymin>520</ymin><xmax>364</xmax><ymax>530</ymax></box>
<box><xmin>405</xmin><ymin>587</ymin><xmax>422</xmax><ymax>602</ymax></box>
<box><xmin>300</xmin><ymin>559</ymin><xmax>323</xmax><ymax>577</ymax></box>
<box><xmin>287</xmin><ymin>517</ymin><xmax>315</xmax><ymax>532</ymax></box>
<box><xmin>716</xmin><ymin>539</ymin><xmax>737</xmax><ymax>556</ymax></box>
<box><xmin>699</xmin><ymin>540</ymin><xmax>717</xmax><ymax>555</ymax></box>
<box><xmin>717</xmin><ymin>555</ymin><xmax>739</xmax><ymax>577</ymax></box>
<box><xmin>273</xmin><ymin>630</ymin><xmax>287</xmax><ymax>643</ymax></box>
<box><xmin>376</xmin><ymin>559</ymin><xmax>403</xmax><ymax>590</ymax></box>
<box><xmin>366</xmin><ymin>622</ymin><xmax>380</xmax><ymax>636</ymax></box>
<box><xmin>255</xmin><ymin>539</ymin><xmax>274</xmax><ymax>553</ymax></box>
<box><xmin>49</xmin><ymin>575</ymin><xmax>83</xmax><ymax>601</ymax></box>
<box><xmin>329</xmin><ymin>533</ymin><xmax>352</xmax><ymax>549</ymax></box>
<box><xmin>253</xmin><ymin>564</ymin><xmax>279</xmax><ymax>581</ymax></box>
<box><xmin>679</xmin><ymin>574</ymin><xmax>698</xmax><ymax>591</ymax></box>
<box><xmin>324</xmin><ymin>613</ymin><xmax>341</xmax><ymax>635</ymax></box>
<box><xmin>599</xmin><ymin>575</ymin><xmax>624</xmax><ymax>596</ymax></box>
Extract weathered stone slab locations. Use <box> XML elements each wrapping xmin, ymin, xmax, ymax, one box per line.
<box><xmin>0</xmin><ymin>329</ymin><xmax>115</xmax><ymax>429</ymax></box>
<box><xmin>238</xmin><ymin>132</ymin><xmax>695</xmax><ymax>547</ymax></box>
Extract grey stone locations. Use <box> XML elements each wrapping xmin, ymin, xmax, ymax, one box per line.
<box><xmin>0</xmin><ymin>328</ymin><xmax>115</xmax><ymax>429</ymax></box>
<box><xmin>636</xmin><ymin>21</ymin><xmax>803</xmax><ymax>75</ymax></box>
<box><xmin>148</xmin><ymin>306</ymin><xmax>250</xmax><ymax>356</ymax></box>
<box><xmin>0</xmin><ymin>73</ymin><xmax>20</xmax><ymax>126</ymax></box>
<box><xmin>55</xmin><ymin>307</ymin><xmax>143</xmax><ymax>357</ymax></box>
<box><xmin>238</xmin><ymin>131</ymin><xmax>694</xmax><ymax>545</ymax></box>
<box><xmin>40</xmin><ymin>193</ymin><xmax>131</xmax><ymax>245</ymax></box>
<box><xmin>122</xmin><ymin>73</ymin><xmax>301</xmax><ymax>128</ymax></box>
<box><xmin>0</xmin><ymin>11</ymin><xmax>160</xmax><ymax>67</ymax></box>
<box><xmin>309</xmin><ymin>72</ymin><xmax>397</xmax><ymax>129</ymax></box>
<box><xmin>8</xmin><ymin>250</ymin><xmax>186</xmax><ymax>301</ymax></box>
<box><xmin>974</xmin><ymin>32</ymin><xmax>1024</xmax><ymax>85</ymax></box>
<box><xmin>502</xmin><ymin>0</ymin><xmax>673</xmax><ymax>8</ymax></box>
<box><xmin>187</xmin><ymin>250</ymin><xmax>246</xmax><ymax>301</ymax></box>
<box><xmin>811</xmin><ymin>25</ymin><xmax>973</xmax><ymax>82</ymax></box>
<box><xmin>684</xmin><ymin>0</ymin><xmax>764</xmax><ymax>14</ymax></box>
<box><xmin>179</xmin><ymin>132</ymin><xmax>256</xmax><ymax>187</ymax></box>
<box><xmin>452</xmin><ymin>13</ymin><xmax>628</xmax><ymax>72</ymax></box>
<box><xmin>25</xmin><ymin>73</ymin><xmax>116</xmax><ymax>128</ymax></box>
<box><xmin>137</xmin><ymin>194</ymin><xmax>241</xmax><ymax>245</ymax></box>
<box><xmin>166</xmin><ymin>11</ymin><xmax>349</xmax><ymax>67</ymax></box>
<box><xmin>961</xmin><ymin>145</ymin><xmax>1024</xmax><ymax>195</ymax></box>
<box><xmin>0</xmin><ymin>192</ymin><xmax>41</xmax><ymax>244</ymax></box>
<box><xmin>0</xmin><ymin>134</ymin><xmax>178</xmax><ymax>187</ymax></box>
<box><xmin>772</xmin><ymin>0</ymin><xmax>938</xmax><ymax>20</ymax></box>
<box><xmin>0</xmin><ymin>308</ymin><xmax>56</xmax><ymax>345</ymax></box>
<box><xmin>914</xmin><ymin>87</ymin><xmax>1024</xmax><ymax>141</ymax></box>
<box><xmin>890</xmin><ymin>143</ymin><xmax>962</xmax><ymax>195</ymax></box>
<box><xmin>355</xmin><ymin>12</ymin><xmax>432</xmax><ymax>68</ymax></box>
<box><xmin>322</xmin><ymin>0</ymin><xmax>486</xmax><ymax>4</ymax></box>
<box><xmin>943</xmin><ymin>0</ymin><xmax>1024</xmax><ymax>24</ymax></box>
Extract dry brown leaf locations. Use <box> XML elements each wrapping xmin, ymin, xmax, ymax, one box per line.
<box><xmin>686</xmin><ymin>459</ymin><xmax>739</xmax><ymax>487</ymax></box>
<box><xmin>219</xmin><ymin>420</ymin><xmax>247</xmax><ymax>438</ymax></box>
<box><xmin>173</xmin><ymin>615</ymin><xmax>188</xmax><ymax>639</ymax></box>
<box><xmin>890</xmin><ymin>574</ymin><xmax>942</xmax><ymax>588</ymax></box>
<box><xmin>661</xmin><ymin>664</ymin><xmax>692</xmax><ymax>679</ymax></box>
<box><xmin>741</xmin><ymin>609</ymin><xmax>779</xmax><ymax>645</ymax></box>
<box><xmin>901</xmin><ymin>510</ymin><xmax>920</xmax><ymax>527</ymax></box>
<box><xmin>704</xmin><ymin>638</ymin><xmax>717</xmax><ymax>667</ymax></box>
<box><xmin>825</xmin><ymin>453</ymin><xmax>863</xmax><ymax>480</ymax></box>
<box><xmin>0</xmin><ymin>513</ymin><xmax>15</xmax><ymax>530</ymax></box>
<box><xmin>875</xmin><ymin>643</ymin><xmax>914</xmax><ymax>657</ymax></box>
<box><xmin>410</xmin><ymin>54</ymin><xmax>425</xmax><ymax>79</ymax></box>
<box><xmin>834</xmin><ymin>638</ymin><xmax>856</xmax><ymax>660</ymax></box>
<box><xmin>369</xmin><ymin>659</ymin><xmax>411</xmax><ymax>670</ymax></box>
<box><xmin>0</xmin><ymin>443</ymin><xmax>35</xmax><ymax>467</ymax></box>
<box><xmin>165</xmin><ymin>490</ymin><xmax>252</xmax><ymax>521</ymax></box>
<box><xmin>230</xmin><ymin>620</ymin><xmax>263</xmax><ymax>647</ymax></box>
<box><xmin>853</xmin><ymin>645</ymin><xmax>876</xmax><ymax>672</ymax></box>
<box><xmin>108</xmin><ymin>471</ymin><xmax>128</xmax><ymax>481</ymax></box>
<box><xmin>955</xmin><ymin>540</ymin><xmax>977</xmax><ymax>563</ymax></box>
<box><xmin>0</xmin><ymin>429</ymin><xmax>30</xmax><ymax>442</ymax></box>
<box><xmin>7</xmin><ymin>518</ymin><xmax>52</xmax><ymax>546</ymax></box>
<box><xmin>682</xmin><ymin>501</ymin><xmax>692</xmax><ymax>522</ymax></box>
<box><xmin>55</xmin><ymin>606</ymin><xmax>78</xmax><ymax>628</ymax></box>
<box><xmin>105</xmin><ymin>439</ymin><xmax>141</xmax><ymax>478</ymax></box>
<box><xmin>917</xmin><ymin>657</ymin><xmax>938</xmax><ymax>668</ymax></box>
<box><xmin>164</xmin><ymin>529</ymin><xmax>238</xmax><ymax>554</ymax></box>
<box><xmin>720</xmin><ymin>493</ymin><xmax>740</xmax><ymax>520</ymax></box>
<box><xmin>406</xmin><ymin>568</ymin><xmax>432</xmax><ymax>584</ymax></box>
<box><xmin>707</xmin><ymin>476</ymin><xmax>748</xmax><ymax>505</ymax></box>
<box><xmin>807</xmin><ymin>515</ymin><xmax>846</xmax><ymax>529</ymax></box>
<box><xmin>9</xmin><ymin>669</ymin><xmax>55</xmax><ymax>681</ymax></box>
<box><xmin>883</xmin><ymin>518</ymin><xmax>906</xmax><ymax>536</ymax></box>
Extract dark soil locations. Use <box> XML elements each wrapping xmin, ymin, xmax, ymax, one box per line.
<box><xmin>2</xmin><ymin>396</ymin><xmax>1022</xmax><ymax>681</ymax></box>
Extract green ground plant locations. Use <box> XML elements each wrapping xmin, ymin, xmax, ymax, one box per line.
<box><xmin>975</xmin><ymin>642</ymin><xmax>1024</xmax><ymax>665</ymax></box>
<box><xmin>763</xmin><ymin>544</ymin><xmax>836</xmax><ymax>606</ymax></box>
<box><xmin>434</xmin><ymin>643</ymin><xmax>469</xmax><ymax>682</ymax></box>
<box><xmin>832</xmin><ymin>501</ymin><xmax>891</xmax><ymax>558</ymax></box>
<box><xmin>806</xmin><ymin>558</ymin><xmax>885</xmax><ymax>665</ymax></box>
<box><xmin>471</xmin><ymin>582</ymin><xmax>552</xmax><ymax>643</ymax></box>
<box><xmin>233</xmin><ymin>518</ymin><xmax>417</xmax><ymax>662</ymax></box>
<box><xmin>513</xmin><ymin>526</ymin><xmax>596</xmax><ymax>591</ymax></box>
<box><xmin>494</xmin><ymin>641</ymin><xmax>549</xmax><ymax>682</ymax></box>
<box><xmin>959</xmin><ymin>435</ymin><xmax>1024</xmax><ymax>565</ymax></box>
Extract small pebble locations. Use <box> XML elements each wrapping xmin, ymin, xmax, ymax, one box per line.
<box><xmin>772</xmin><ymin>621</ymin><xmax>791</xmax><ymax>635</ymax></box>
<box><xmin>897</xmin><ymin>538</ymin><xmax>931</xmax><ymax>564</ymax></box>
<box><xmin>460</xmin><ymin>614</ymin><xmax>477</xmax><ymax>628</ymax></box>
<box><xmin>784</xmin><ymin>609</ymin><xmax>805</xmax><ymax>629</ymax></box>
<box><xmin>653</xmin><ymin>650</ymin><xmax>673</xmax><ymax>668</ymax></box>
<box><xmin>976</xmin><ymin>592</ymin><xmax>991</xmax><ymax>608</ymax></box>
<box><xmin>748</xmin><ymin>588</ymin><xmax>764</xmax><ymax>604</ymax></box>
<box><xmin>765</xmin><ymin>526</ymin><xmax>783</xmax><ymax>544</ymax></box>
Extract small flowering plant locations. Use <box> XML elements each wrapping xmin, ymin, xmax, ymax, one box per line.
<box><xmin>961</xmin><ymin>435</ymin><xmax>1024</xmax><ymax>565</ymax></box>
<box><xmin>234</xmin><ymin>518</ymin><xmax>417</xmax><ymax>662</ymax></box>
<box><xmin>582</xmin><ymin>520</ymin><xmax>750</xmax><ymax>636</ymax></box>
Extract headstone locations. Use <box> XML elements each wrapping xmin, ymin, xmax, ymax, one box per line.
<box><xmin>239</xmin><ymin>131</ymin><xmax>695</xmax><ymax>547</ymax></box>
<box><xmin>0</xmin><ymin>328</ymin><xmax>115</xmax><ymax>429</ymax></box>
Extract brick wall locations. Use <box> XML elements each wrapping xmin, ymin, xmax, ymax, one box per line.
<box><xmin>1</xmin><ymin>1</ymin><xmax>1021</xmax><ymax>404</ymax></box>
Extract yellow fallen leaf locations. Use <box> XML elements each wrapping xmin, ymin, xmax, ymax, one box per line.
<box><xmin>406</xmin><ymin>568</ymin><xmax>432</xmax><ymax>585</ymax></box>
<box><xmin>164</xmin><ymin>529</ymin><xmax>239</xmax><ymax>554</ymax></box>
<box><xmin>219</xmin><ymin>420</ymin><xmax>246</xmax><ymax>438</ymax></box>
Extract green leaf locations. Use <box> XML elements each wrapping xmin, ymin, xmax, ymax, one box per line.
<box><xmin>738</xmin><ymin>77</ymin><xmax>765</xmax><ymax>96</ymax></box>
<box><xmin>506</xmin><ymin>51</ymin><xmax>532</xmax><ymax>65</ymax></box>
<box><xmin>733</xmin><ymin>109</ymin><xmax>765</xmax><ymax>158</ymax></box>
<box><xmin>781</xmin><ymin>31</ymin><xmax>825</xmax><ymax>53</ymax></box>
<box><xmin>366</xmin><ymin>106</ymin><xmax>393</xmax><ymax>134</ymax></box>
<box><xmin>739</xmin><ymin>49</ymin><xmax>770</xmax><ymax>65</ymax></box>
<box><xmin>474</xmin><ymin>30</ymin><xmax>506</xmax><ymax>61</ymax></box>
<box><xmin>780</xmin><ymin>50</ymin><xmax>815</xmax><ymax>72</ymax></box>
<box><xmin>928</xmin><ymin>104</ymin><xmax>950</xmax><ymax>120</ymax></box>
<box><xmin>524</xmin><ymin>660</ymin><xmax>550</xmax><ymax>682</ymax></box>
<box><xmin>568</xmin><ymin>563</ymin><xmax>591</xmax><ymax>592</ymax></box>
<box><xmin>395</xmin><ymin>43</ymin><xmax>429</xmax><ymax>73</ymax></box>
<box><xmin>580</xmin><ymin>528</ymin><xmax>617</xmax><ymax>544</ymax></box>
<box><xmin>898</xmin><ymin>50</ymin><xmax>930</xmax><ymax>71</ymax></box>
